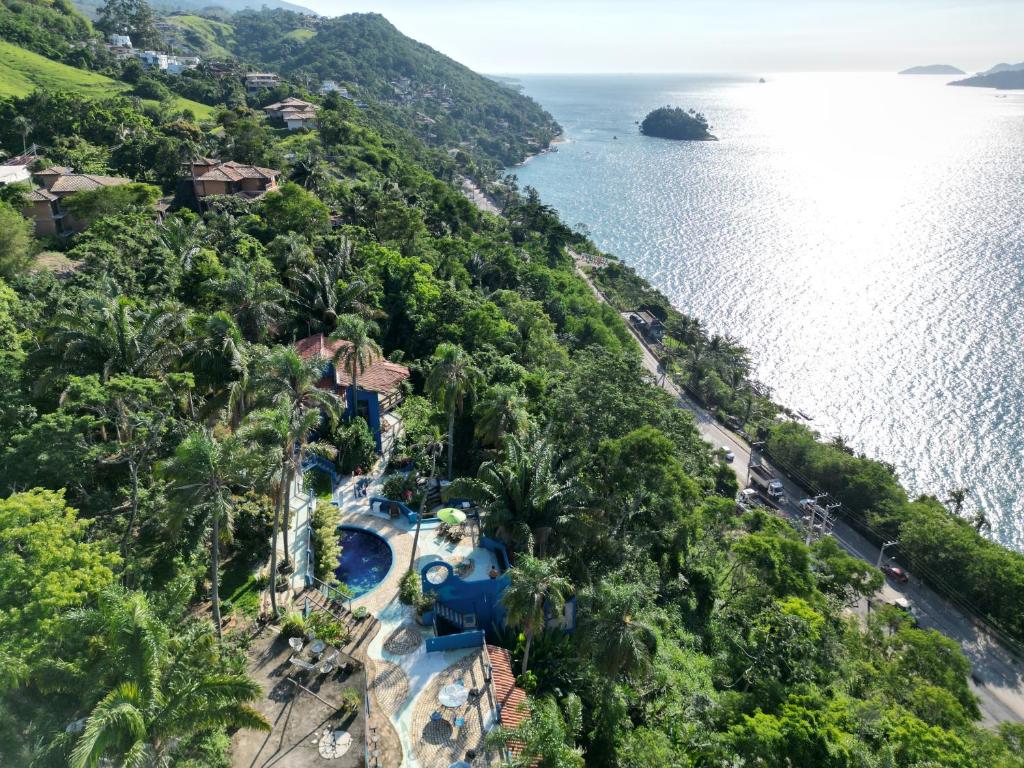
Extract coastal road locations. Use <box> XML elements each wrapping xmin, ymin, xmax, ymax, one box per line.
<box><xmin>571</xmin><ymin>251</ymin><xmax>1024</xmax><ymax>726</ymax></box>
<box><xmin>465</xmin><ymin>191</ymin><xmax>1024</xmax><ymax>725</ymax></box>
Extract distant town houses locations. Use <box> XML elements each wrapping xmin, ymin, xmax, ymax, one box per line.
<box><xmin>23</xmin><ymin>167</ymin><xmax>132</xmax><ymax>237</ymax></box>
<box><xmin>245</xmin><ymin>72</ymin><xmax>281</xmax><ymax>94</ymax></box>
<box><xmin>263</xmin><ymin>97</ymin><xmax>319</xmax><ymax>130</ymax></box>
<box><xmin>188</xmin><ymin>158</ymin><xmax>280</xmax><ymax>202</ymax></box>
<box><xmin>102</xmin><ymin>33</ymin><xmax>199</xmax><ymax>74</ymax></box>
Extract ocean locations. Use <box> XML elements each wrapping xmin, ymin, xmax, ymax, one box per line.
<box><xmin>507</xmin><ymin>73</ymin><xmax>1024</xmax><ymax>549</ymax></box>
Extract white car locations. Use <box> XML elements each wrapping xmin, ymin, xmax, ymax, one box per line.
<box><xmin>721</xmin><ymin>446</ymin><xmax>735</xmax><ymax>462</ymax></box>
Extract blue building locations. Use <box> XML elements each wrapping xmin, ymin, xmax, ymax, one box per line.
<box><xmin>294</xmin><ymin>333</ymin><xmax>410</xmax><ymax>454</ymax></box>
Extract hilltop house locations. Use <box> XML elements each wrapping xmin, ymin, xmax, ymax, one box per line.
<box><xmin>188</xmin><ymin>158</ymin><xmax>280</xmax><ymax>202</ymax></box>
<box><xmin>245</xmin><ymin>72</ymin><xmax>280</xmax><ymax>94</ymax></box>
<box><xmin>107</xmin><ymin>33</ymin><xmax>132</xmax><ymax>48</ymax></box>
<box><xmin>24</xmin><ymin>167</ymin><xmax>131</xmax><ymax>237</ymax></box>
<box><xmin>263</xmin><ymin>97</ymin><xmax>319</xmax><ymax>130</ymax></box>
<box><xmin>137</xmin><ymin>50</ymin><xmax>199</xmax><ymax>74</ymax></box>
<box><xmin>294</xmin><ymin>333</ymin><xmax>409</xmax><ymax>454</ymax></box>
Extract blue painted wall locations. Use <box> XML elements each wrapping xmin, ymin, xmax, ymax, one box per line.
<box><xmin>425</xmin><ymin>629</ymin><xmax>485</xmax><ymax>652</ymax></box>
<box><xmin>323</xmin><ymin>361</ymin><xmax>384</xmax><ymax>452</ymax></box>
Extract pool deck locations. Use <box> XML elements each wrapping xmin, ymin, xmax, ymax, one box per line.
<box><xmin>328</xmin><ymin>473</ymin><xmax>502</xmax><ymax>767</ymax></box>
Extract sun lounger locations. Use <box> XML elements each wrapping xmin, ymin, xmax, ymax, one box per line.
<box><xmin>289</xmin><ymin>657</ymin><xmax>316</xmax><ymax>671</ymax></box>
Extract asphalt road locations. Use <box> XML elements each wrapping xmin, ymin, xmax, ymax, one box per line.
<box><xmin>571</xmin><ymin>253</ymin><xmax>1024</xmax><ymax>725</ymax></box>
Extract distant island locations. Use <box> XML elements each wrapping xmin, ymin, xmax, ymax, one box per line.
<box><xmin>980</xmin><ymin>61</ymin><xmax>1024</xmax><ymax>75</ymax></box>
<box><xmin>950</xmin><ymin>70</ymin><xmax>1024</xmax><ymax>90</ymax></box>
<box><xmin>640</xmin><ymin>106</ymin><xmax>716</xmax><ymax>141</ymax></box>
<box><xmin>898</xmin><ymin>64</ymin><xmax>965</xmax><ymax>75</ymax></box>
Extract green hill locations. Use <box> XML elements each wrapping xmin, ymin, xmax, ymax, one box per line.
<box><xmin>160</xmin><ymin>13</ymin><xmax>236</xmax><ymax>58</ymax></box>
<box><xmin>0</xmin><ymin>40</ymin><xmax>216</xmax><ymax>118</ymax></box>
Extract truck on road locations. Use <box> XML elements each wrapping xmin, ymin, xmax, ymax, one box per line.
<box><xmin>749</xmin><ymin>464</ymin><xmax>786</xmax><ymax>503</ymax></box>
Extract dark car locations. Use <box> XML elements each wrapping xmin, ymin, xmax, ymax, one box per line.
<box><xmin>881</xmin><ymin>564</ymin><xmax>909</xmax><ymax>583</ymax></box>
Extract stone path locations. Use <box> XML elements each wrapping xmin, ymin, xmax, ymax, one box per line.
<box><xmin>368</xmin><ymin>659</ymin><xmax>410</xmax><ymax>717</ymax></box>
<box><xmin>382</xmin><ymin>623</ymin><xmax>423</xmax><ymax>656</ymax></box>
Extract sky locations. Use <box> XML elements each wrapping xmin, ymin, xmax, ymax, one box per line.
<box><xmin>298</xmin><ymin>0</ymin><xmax>1022</xmax><ymax>74</ymax></box>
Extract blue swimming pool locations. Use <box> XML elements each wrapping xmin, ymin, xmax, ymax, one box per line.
<box><xmin>334</xmin><ymin>526</ymin><xmax>393</xmax><ymax>597</ymax></box>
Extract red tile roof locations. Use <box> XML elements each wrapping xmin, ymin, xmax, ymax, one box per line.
<box><xmin>48</xmin><ymin>174</ymin><xmax>131</xmax><ymax>194</ymax></box>
<box><xmin>487</xmin><ymin>644</ymin><xmax>529</xmax><ymax>730</ymax></box>
<box><xmin>192</xmin><ymin>160</ymin><xmax>280</xmax><ymax>182</ymax></box>
<box><xmin>294</xmin><ymin>333</ymin><xmax>409</xmax><ymax>394</ymax></box>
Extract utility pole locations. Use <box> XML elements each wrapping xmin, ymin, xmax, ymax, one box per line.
<box><xmin>876</xmin><ymin>540</ymin><xmax>899</xmax><ymax>568</ymax></box>
<box><xmin>805</xmin><ymin>501</ymin><xmax>840</xmax><ymax>546</ymax></box>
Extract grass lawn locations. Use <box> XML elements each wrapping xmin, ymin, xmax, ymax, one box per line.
<box><xmin>283</xmin><ymin>28</ymin><xmax>316</xmax><ymax>42</ymax></box>
<box><xmin>162</xmin><ymin>14</ymin><xmax>236</xmax><ymax>60</ymax></box>
<box><xmin>0</xmin><ymin>41</ymin><xmax>217</xmax><ymax>121</ymax></box>
<box><xmin>220</xmin><ymin>556</ymin><xmax>263</xmax><ymax>618</ymax></box>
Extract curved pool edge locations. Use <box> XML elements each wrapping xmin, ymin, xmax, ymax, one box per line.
<box><xmin>336</xmin><ymin>524</ymin><xmax>395</xmax><ymax>601</ymax></box>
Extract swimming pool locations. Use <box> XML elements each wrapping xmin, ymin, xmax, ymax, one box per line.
<box><xmin>334</xmin><ymin>526</ymin><xmax>393</xmax><ymax>597</ymax></box>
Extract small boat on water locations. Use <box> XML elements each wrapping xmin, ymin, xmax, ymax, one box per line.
<box><xmin>759</xmin><ymin>77</ymin><xmax>766</xmax><ymax>84</ymax></box>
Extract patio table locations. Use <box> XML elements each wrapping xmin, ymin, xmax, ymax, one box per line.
<box><xmin>310</xmin><ymin>639</ymin><xmax>326</xmax><ymax>656</ymax></box>
<box><xmin>438</xmin><ymin>683</ymin><xmax>469</xmax><ymax>708</ymax></box>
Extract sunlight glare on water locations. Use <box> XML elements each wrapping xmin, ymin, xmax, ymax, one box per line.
<box><xmin>510</xmin><ymin>72</ymin><xmax>1024</xmax><ymax>548</ymax></box>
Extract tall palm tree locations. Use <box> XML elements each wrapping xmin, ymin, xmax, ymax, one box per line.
<box><xmin>449</xmin><ymin>430</ymin><xmax>572</xmax><ymax>557</ymax></box>
<box><xmin>218</xmin><ymin>262</ymin><xmax>287</xmax><ymax>343</ymax></box>
<box><xmin>578</xmin><ymin>581</ymin><xmax>657</xmax><ymax>679</ymax></box>
<box><xmin>48</xmin><ymin>287</ymin><xmax>185</xmax><ymax>382</ymax></box>
<box><xmin>13</xmin><ymin>115</ymin><xmax>31</xmax><ymax>155</ymax></box>
<box><xmin>60</xmin><ymin>588</ymin><xmax>268</xmax><ymax>768</ymax></box>
<box><xmin>156</xmin><ymin>215</ymin><xmax>204</xmax><ymax>271</ymax></box>
<box><xmin>501</xmin><ymin>555</ymin><xmax>572</xmax><ymax>676</ymax></box>
<box><xmin>407</xmin><ymin>428</ymin><xmax>444</xmax><ymax>573</ymax></box>
<box><xmin>162</xmin><ymin>428</ymin><xmax>259</xmax><ymax>639</ymax></box>
<box><xmin>330</xmin><ymin>314</ymin><xmax>382</xmax><ymax>420</ymax></box>
<box><xmin>292</xmin><ymin>257</ymin><xmax>376</xmax><ymax>333</ymax></box>
<box><xmin>255</xmin><ymin>347</ymin><xmax>341</xmax><ymax>573</ymax></box>
<box><xmin>240</xmin><ymin>402</ymin><xmax>325</xmax><ymax>615</ymax></box>
<box><xmin>426</xmin><ymin>342</ymin><xmax>482</xmax><ymax>480</ymax></box>
<box><xmin>475</xmin><ymin>385</ymin><xmax>529</xmax><ymax>448</ymax></box>
<box><xmin>187</xmin><ymin>312</ymin><xmax>248</xmax><ymax>423</ymax></box>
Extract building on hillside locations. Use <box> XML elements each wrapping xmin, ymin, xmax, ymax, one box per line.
<box><xmin>24</xmin><ymin>167</ymin><xmax>131</xmax><ymax>237</ymax></box>
<box><xmin>188</xmin><ymin>158</ymin><xmax>280</xmax><ymax>202</ymax></box>
<box><xmin>263</xmin><ymin>97</ymin><xmax>319</xmax><ymax>130</ymax></box>
<box><xmin>107</xmin><ymin>33</ymin><xmax>132</xmax><ymax>48</ymax></box>
<box><xmin>137</xmin><ymin>50</ymin><xmax>199</xmax><ymax>73</ymax></box>
<box><xmin>294</xmin><ymin>333</ymin><xmax>410</xmax><ymax>454</ymax></box>
<box><xmin>318</xmin><ymin>80</ymin><xmax>350</xmax><ymax>98</ymax></box>
<box><xmin>0</xmin><ymin>152</ymin><xmax>33</xmax><ymax>186</ymax></box>
<box><xmin>245</xmin><ymin>72</ymin><xmax>280</xmax><ymax>94</ymax></box>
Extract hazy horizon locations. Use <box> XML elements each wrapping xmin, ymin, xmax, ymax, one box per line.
<box><xmin>301</xmin><ymin>0</ymin><xmax>1022</xmax><ymax>75</ymax></box>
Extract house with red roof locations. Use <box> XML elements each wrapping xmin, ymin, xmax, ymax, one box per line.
<box><xmin>188</xmin><ymin>158</ymin><xmax>280</xmax><ymax>202</ymax></box>
<box><xmin>294</xmin><ymin>333</ymin><xmax>410</xmax><ymax>454</ymax></box>
<box><xmin>24</xmin><ymin>167</ymin><xmax>132</xmax><ymax>237</ymax></box>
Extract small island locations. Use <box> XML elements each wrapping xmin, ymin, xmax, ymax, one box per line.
<box><xmin>640</xmin><ymin>106</ymin><xmax>716</xmax><ymax>141</ymax></box>
<box><xmin>898</xmin><ymin>64</ymin><xmax>965</xmax><ymax>75</ymax></box>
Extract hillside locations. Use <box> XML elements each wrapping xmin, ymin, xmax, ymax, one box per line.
<box><xmin>980</xmin><ymin>61</ymin><xmax>1024</xmax><ymax>75</ymax></box>
<box><xmin>950</xmin><ymin>70</ymin><xmax>1024</xmax><ymax>90</ymax></box>
<box><xmin>0</xmin><ymin>39</ymin><xmax>216</xmax><ymax>117</ymax></box>
<box><xmin>229</xmin><ymin>10</ymin><xmax>560</xmax><ymax>171</ymax></box>
<box><xmin>898</xmin><ymin>64</ymin><xmax>964</xmax><ymax>75</ymax></box>
<box><xmin>72</xmin><ymin>0</ymin><xmax>315</xmax><ymax>19</ymax></box>
<box><xmin>160</xmin><ymin>13</ymin><xmax>236</xmax><ymax>58</ymax></box>
<box><xmin>0</xmin><ymin>0</ymin><xmax>96</xmax><ymax>63</ymax></box>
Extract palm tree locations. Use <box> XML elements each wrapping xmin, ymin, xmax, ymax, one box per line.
<box><xmin>426</xmin><ymin>342</ymin><xmax>482</xmax><ymax>480</ymax></box>
<box><xmin>329</xmin><ymin>314</ymin><xmax>382</xmax><ymax>419</ymax></box>
<box><xmin>156</xmin><ymin>215</ymin><xmax>204</xmax><ymax>271</ymax></box>
<box><xmin>255</xmin><ymin>347</ymin><xmax>341</xmax><ymax>574</ymax></box>
<box><xmin>13</xmin><ymin>115</ymin><xmax>31</xmax><ymax>155</ymax></box>
<box><xmin>292</xmin><ymin>253</ymin><xmax>378</xmax><ymax>333</ymax></box>
<box><xmin>162</xmin><ymin>428</ymin><xmax>258</xmax><ymax>639</ymax></box>
<box><xmin>60</xmin><ymin>588</ymin><xmax>268</xmax><ymax>768</ymax></box>
<box><xmin>475</xmin><ymin>385</ymin><xmax>529</xmax><ymax>448</ymax></box>
<box><xmin>449</xmin><ymin>430</ymin><xmax>571</xmax><ymax>557</ymax></box>
<box><xmin>188</xmin><ymin>312</ymin><xmax>248</xmax><ymax>424</ymax></box>
<box><xmin>578</xmin><ymin>581</ymin><xmax>657</xmax><ymax>678</ymax></box>
<box><xmin>218</xmin><ymin>262</ymin><xmax>287</xmax><ymax>343</ymax></box>
<box><xmin>48</xmin><ymin>286</ymin><xmax>185</xmax><ymax>382</ymax></box>
<box><xmin>501</xmin><ymin>555</ymin><xmax>572</xmax><ymax>676</ymax></box>
<box><xmin>407</xmin><ymin>428</ymin><xmax>444</xmax><ymax>573</ymax></box>
<box><xmin>240</xmin><ymin>402</ymin><xmax>325</xmax><ymax>616</ymax></box>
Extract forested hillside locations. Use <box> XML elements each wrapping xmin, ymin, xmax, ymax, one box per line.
<box><xmin>3</xmin><ymin>6</ymin><xmax>1024</xmax><ymax>766</ymax></box>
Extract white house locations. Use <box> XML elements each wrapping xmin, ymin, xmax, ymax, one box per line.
<box><xmin>108</xmin><ymin>33</ymin><xmax>132</xmax><ymax>48</ymax></box>
<box><xmin>319</xmin><ymin>80</ymin><xmax>350</xmax><ymax>97</ymax></box>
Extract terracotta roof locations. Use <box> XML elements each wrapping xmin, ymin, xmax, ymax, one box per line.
<box><xmin>487</xmin><ymin>645</ymin><xmax>530</xmax><ymax>730</ymax></box>
<box><xmin>28</xmin><ymin>187</ymin><xmax>58</xmax><ymax>202</ymax></box>
<box><xmin>35</xmin><ymin>166</ymin><xmax>74</xmax><ymax>177</ymax></box>
<box><xmin>294</xmin><ymin>333</ymin><xmax>409</xmax><ymax>394</ymax></box>
<box><xmin>193</xmin><ymin>160</ymin><xmax>280</xmax><ymax>182</ymax></box>
<box><xmin>49</xmin><ymin>174</ymin><xmax>130</xmax><ymax>194</ymax></box>
<box><xmin>265</xmin><ymin>97</ymin><xmax>316</xmax><ymax>112</ymax></box>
